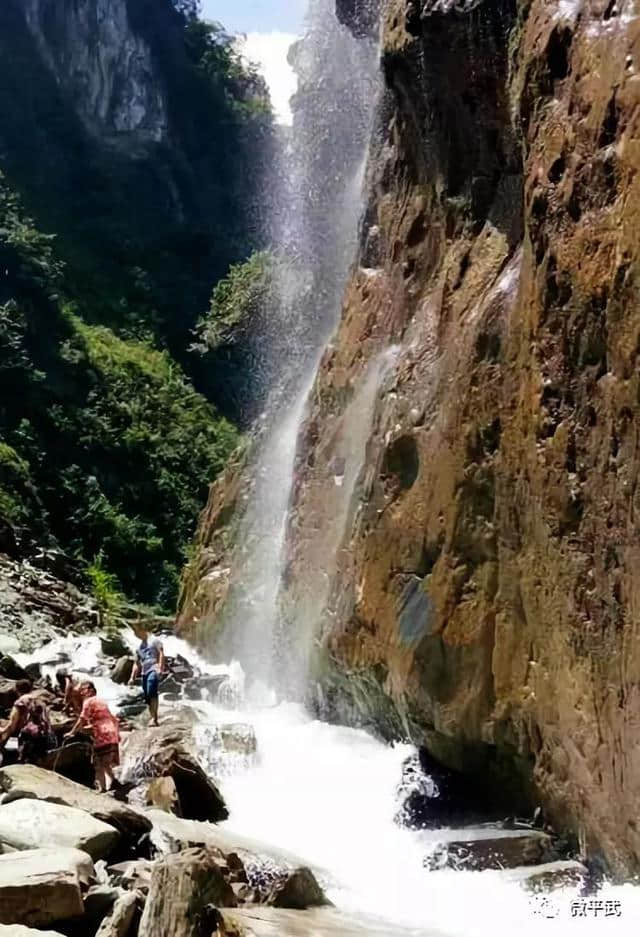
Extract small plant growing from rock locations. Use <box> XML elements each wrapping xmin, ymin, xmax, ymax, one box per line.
<box><xmin>87</xmin><ymin>551</ymin><xmax>123</xmax><ymax>628</ymax></box>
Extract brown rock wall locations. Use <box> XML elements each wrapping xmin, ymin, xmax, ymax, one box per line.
<box><xmin>284</xmin><ymin>0</ymin><xmax>640</xmax><ymax>876</ymax></box>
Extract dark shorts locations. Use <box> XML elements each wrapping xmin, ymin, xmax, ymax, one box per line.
<box><xmin>142</xmin><ymin>670</ymin><xmax>159</xmax><ymax>703</ymax></box>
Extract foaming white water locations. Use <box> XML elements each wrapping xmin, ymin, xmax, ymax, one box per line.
<box><xmin>24</xmin><ymin>634</ymin><xmax>640</xmax><ymax>934</ymax></box>
<box><xmin>194</xmin><ymin>699</ymin><xmax>640</xmax><ymax>935</ymax></box>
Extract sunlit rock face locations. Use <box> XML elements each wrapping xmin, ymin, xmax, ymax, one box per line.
<box><xmin>283</xmin><ymin>0</ymin><xmax>640</xmax><ymax>877</ymax></box>
<box><xmin>22</xmin><ymin>0</ymin><xmax>167</xmax><ymax>144</ymax></box>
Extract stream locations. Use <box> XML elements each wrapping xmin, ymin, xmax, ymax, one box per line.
<box><xmin>16</xmin><ymin>629</ymin><xmax>640</xmax><ymax>935</ymax></box>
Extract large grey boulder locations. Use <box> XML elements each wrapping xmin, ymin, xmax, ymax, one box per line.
<box><xmin>0</xmin><ymin>799</ymin><xmax>120</xmax><ymax>860</ymax></box>
<box><xmin>0</xmin><ymin>847</ymin><xmax>93</xmax><ymax>926</ymax></box>
<box><xmin>0</xmin><ymin>765</ymin><xmax>151</xmax><ymax>846</ymax></box>
<box><xmin>138</xmin><ymin>848</ymin><xmax>236</xmax><ymax>937</ymax></box>
<box><xmin>121</xmin><ymin>726</ymin><xmax>227</xmax><ymax>823</ymax></box>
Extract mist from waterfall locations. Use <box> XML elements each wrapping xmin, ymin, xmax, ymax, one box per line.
<box><xmin>215</xmin><ymin>0</ymin><xmax>382</xmax><ymax>693</ymax></box>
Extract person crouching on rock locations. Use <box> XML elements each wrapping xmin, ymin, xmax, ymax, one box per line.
<box><xmin>56</xmin><ymin>669</ymin><xmax>83</xmax><ymax>715</ymax></box>
<box><xmin>129</xmin><ymin>622</ymin><xmax>165</xmax><ymax>727</ymax></box>
<box><xmin>65</xmin><ymin>681</ymin><xmax>120</xmax><ymax>792</ymax></box>
<box><xmin>0</xmin><ymin>680</ymin><xmax>57</xmax><ymax>765</ymax></box>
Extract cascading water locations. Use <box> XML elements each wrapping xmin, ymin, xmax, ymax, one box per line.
<box><xmin>216</xmin><ymin>0</ymin><xmax>382</xmax><ymax>693</ymax></box>
<box><xmin>22</xmin><ymin>631</ymin><xmax>640</xmax><ymax>935</ymax></box>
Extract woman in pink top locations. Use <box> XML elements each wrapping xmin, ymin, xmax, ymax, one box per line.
<box><xmin>66</xmin><ymin>681</ymin><xmax>120</xmax><ymax>792</ymax></box>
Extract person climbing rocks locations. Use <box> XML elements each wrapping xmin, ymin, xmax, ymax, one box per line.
<box><xmin>0</xmin><ymin>680</ymin><xmax>56</xmax><ymax>765</ymax></box>
<box><xmin>56</xmin><ymin>669</ymin><xmax>83</xmax><ymax>715</ymax></box>
<box><xmin>65</xmin><ymin>681</ymin><xmax>120</xmax><ymax>793</ymax></box>
<box><xmin>129</xmin><ymin>622</ymin><xmax>165</xmax><ymax>727</ymax></box>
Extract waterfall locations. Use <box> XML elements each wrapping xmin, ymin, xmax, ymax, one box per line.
<box><xmin>217</xmin><ymin>0</ymin><xmax>382</xmax><ymax>694</ymax></box>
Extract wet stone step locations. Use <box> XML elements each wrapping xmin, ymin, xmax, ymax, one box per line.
<box><xmin>424</xmin><ymin>828</ymin><xmax>555</xmax><ymax>871</ymax></box>
<box><xmin>506</xmin><ymin>859</ymin><xmax>589</xmax><ymax>892</ymax></box>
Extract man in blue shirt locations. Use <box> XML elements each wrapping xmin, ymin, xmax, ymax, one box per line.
<box><xmin>129</xmin><ymin>623</ymin><xmax>165</xmax><ymax>726</ymax></box>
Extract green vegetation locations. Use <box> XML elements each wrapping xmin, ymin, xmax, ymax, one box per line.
<box><xmin>87</xmin><ymin>553</ymin><xmax>124</xmax><ymax>627</ymax></box>
<box><xmin>0</xmin><ymin>0</ymin><xmax>277</xmax><ymax>606</ymax></box>
<box><xmin>0</xmin><ymin>172</ymin><xmax>239</xmax><ymax>608</ymax></box>
<box><xmin>193</xmin><ymin>251</ymin><xmax>275</xmax><ymax>354</ymax></box>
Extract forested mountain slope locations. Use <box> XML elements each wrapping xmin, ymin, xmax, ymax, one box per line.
<box><xmin>0</xmin><ymin>0</ymin><xmax>274</xmax><ymax>605</ymax></box>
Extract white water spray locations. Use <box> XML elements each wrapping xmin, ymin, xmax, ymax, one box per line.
<box><xmin>217</xmin><ymin>0</ymin><xmax>382</xmax><ymax>693</ymax></box>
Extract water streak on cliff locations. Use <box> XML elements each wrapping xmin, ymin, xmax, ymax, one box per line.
<box><xmin>213</xmin><ymin>0</ymin><xmax>382</xmax><ymax>692</ymax></box>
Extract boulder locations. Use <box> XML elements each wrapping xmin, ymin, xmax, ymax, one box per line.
<box><xmin>22</xmin><ymin>664</ymin><xmax>41</xmax><ymax>683</ymax></box>
<box><xmin>108</xmin><ymin>860</ymin><xmax>154</xmax><ymax>895</ymax></box>
<box><xmin>111</xmin><ymin>657</ymin><xmax>134</xmax><ymax>685</ymax></box>
<box><xmin>84</xmin><ymin>884</ymin><xmax>122</xmax><ymax>919</ymax></box>
<box><xmin>184</xmin><ymin>674</ymin><xmax>227</xmax><ymax>701</ymax></box>
<box><xmin>146</xmin><ymin>776</ymin><xmax>179</xmax><ymax>814</ymax></box>
<box><xmin>40</xmin><ymin>741</ymin><xmax>95</xmax><ymax>788</ymax></box>
<box><xmin>100</xmin><ymin>633</ymin><xmax>130</xmax><ymax>660</ymax></box>
<box><xmin>0</xmin><ymin>765</ymin><xmax>151</xmax><ymax>847</ymax></box>
<box><xmin>267</xmin><ymin>867</ymin><xmax>331</xmax><ymax>910</ymax></box>
<box><xmin>95</xmin><ymin>890</ymin><xmax>139</xmax><ymax>937</ymax></box>
<box><xmin>0</xmin><ymin>679</ymin><xmax>22</xmax><ymax>712</ymax></box>
<box><xmin>182</xmin><ymin>680</ymin><xmax>203</xmax><ymax>701</ymax></box>
<box><xmin>167</xmin><ymin>655</ymin><xmax>194</xmax><ymax>682</ymax></box>
<box><xmin>138</xmin><ymin>848</ymin><xmax>236</xmax><ymax>937</ymax></box>
<box><xmin>121</xmin><ymin>727</ymin><xmax>227</xmax><ymax>823</ymax></box>
<box><xmin>424</xmin><ymin>829</ymin><xmax>554</xmax><ymax>871</ymax></box>
<box><xmin>145</xmin><ymin>811</ymin><xmax>305</xmax><ymax>870</ymax></box>
<box><xmin>0</xmin><ymin>657</ymin><xmax>29</xmax><ymax>682</ymax></box>
<box><xmin>0</xmin><ymin>799</ymin><xmax>120</xmax><ymax>860</ymax></box>
<box><xmin>0</xmin><ymin>847</ymin><xmax>93</xmax><ymax>926</ymax></box>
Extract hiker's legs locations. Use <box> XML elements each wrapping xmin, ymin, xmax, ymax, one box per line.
<box><xmin>94</xmin><ymin>756</ymin><xmax>107</xmax><ymax>792</ymax></box>
<box><xmin>103</xmin><ymin>760</ymin><xmax>115</xmax><ymax>790</ymax></box>
<box><xmin>149</xmin><ymin>694</ymin><xmax>159</xmax><ymax>726</ymax></box>
<box><xmin>145</xmin><ymin>672</ymin><xmax>159</xmax><ymax>726</ymax></box>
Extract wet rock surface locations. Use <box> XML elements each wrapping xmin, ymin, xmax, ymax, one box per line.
<box><xmin>425</xmin><ymin>828</ymin><xmax>554</xmax><ymax>871</ymax></box>
<box><xmin>121</xmin><ymin>726</ymin><xmax>228</xmax><ymax>823</ymax></box>
<box><xmin>267</xmin><ymin>867</ymin><xmax>331</xmax><ymax>910</ymax></box>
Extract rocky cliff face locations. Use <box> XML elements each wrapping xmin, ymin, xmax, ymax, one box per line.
<box><xmin>286</xmin><ymin>0</ymin><xmax>640</xmax><ymax>876</ymax></box>
<box><xmin>22</xmin><ymin>0</ymin><xmax>167</xmax><ymax>145</ymax></box>
<box><xmin>182</xmin><ymin>0</ymin><xmax>640</xmax><ymax>877</ymax></box>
